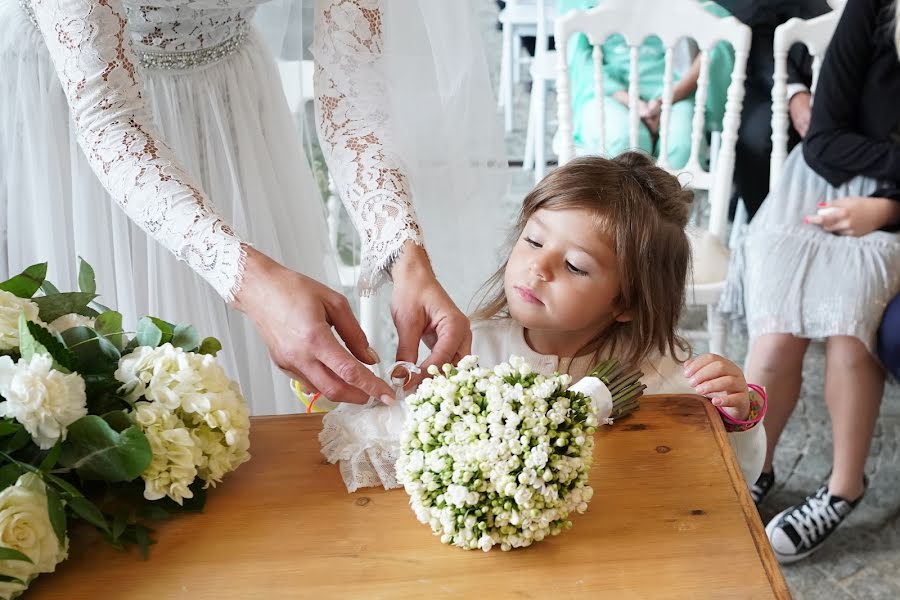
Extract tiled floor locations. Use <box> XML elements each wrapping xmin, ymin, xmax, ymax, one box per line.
<box><xmin>478</xmin><ymin>3</ymin><xmax>900</xmax><ymax>597</ymax></box>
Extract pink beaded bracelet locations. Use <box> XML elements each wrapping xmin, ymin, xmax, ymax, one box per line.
<box><xmin>716</xmin><ymin>384</ymin><xmax>767</xmax><ymax>431</ymax></box>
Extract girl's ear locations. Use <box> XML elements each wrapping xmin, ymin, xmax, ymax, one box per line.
<box><xmin>614</xmin><ymin>309</ymin><xmax>634</xmax><ymax>324</ymax></box>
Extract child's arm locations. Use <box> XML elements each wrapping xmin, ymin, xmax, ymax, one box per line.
<box><xmin>683</xmin><ymin>354</ymin><xmax>766</xmax><ymax>483</ymax></box>
<box><xmin>645</xmin><ymin>354</ymin><xmax>765</xmax><ymax>483</ymax></box>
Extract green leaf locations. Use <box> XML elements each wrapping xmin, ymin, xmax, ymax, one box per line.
<box><xmin>0</xmin><ymin>548</ymin><xmax>32</xmax><ymax>564</ymax></box>
<box><xmin>111</xmin><ymin>511</ymin><xmax>128</xmax><ymax>541</ymax></box>
<box><xmin>149</xmin><ymin>318</ymin><xmax>175</xmax><ymax>345</ymax></box>
<box><xmin>135</xmin><ymin>317</ymin><xmax>163</xmax><ymax>348</ymax></box>
<box><xmin>18</xmin><ymin>315</ymin><xmax>75</xmax><ymax>373</ymax></box>
<box><xmin>3</xmin><ymin>428</ymin><xmax>32</xmax><ymax>454</ymax></box>
<box><xmin>66</xmin><ymin>495</ymin><xmax>109</xmax><ymax>533</ymax></box>
<box><xmin>133</xmin><ymin>524</ymin><xmax>155</xmax><ymax>560</ymax></box>
<box><xmin>33</xmin><ymin>292</ymin><xmax>97</xmax><ymax>323</ymax></box>
<box><xmin>60</xmin><ymin>327</ymin><xmax>119</xmax><ymax>375</ymax></box>
<box><xmin>101</xmin><ymin>410</ymin><xmax>134</xmax><ymax>433</ymax></box>
<box><xmin>0</xmin><ymin>263</ymin><xmax>47</xmax><ymax>299</ymax></box>
<box><xmin>0</xmin><ymin>420</ymin><xmax>21</xmax><ymax>438</ymax></box>
<box><xmin>45</xmin><ymin>488</ymin><xmax>67</xmax><ymax>548</ymax></box>
<box><xmin>77</xmin><ymin>258</ymin><xmax>96</xmax><ymax>294</ymax></box>
<box><xmin>0</xmin><ymin>574</ymin><xmax>26</xmax><ymax>585</ymax></box>
<box><xmin>59</xmin><ymin>416</ymin><xmax>151</xmax><ymax>482</ymax></box>
<box><xmin>0</xmin><ymin>464</ymin><xmax>23</xmax><ymax>491</ymax></box>
<box><xmin>198</xmin><ymin>337</ymin><xmax>222</xmax><ymax>357</ymax></box>
<box><xmin>135</xmin><ymin>504</ymin><xmax>170</xmax><ymax>521</ymax></box>
<box><xmin>40</xmin><ymin>279</ymin><xmax>60</xmax><ymax>296</ymax></box>
<box><xmin>43</xmin><ymin>472</ymin><xmax>83</xmax><ymax>499</ymax></box>
<box><xmin>39</xmin><ymin>442</ymin><xmax>62</xmax><ymax>473</ymax></box>
<box><xmin>171</xmin><ymin>324</ymin><xmax>200</xmax><ymax>352</ymax></box>
<box><xmin>93</xmin><ymin>311</ymin><xmax>125</xmax><ymax>350</ymax></box>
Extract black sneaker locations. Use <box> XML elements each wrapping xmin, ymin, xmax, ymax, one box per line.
<box><xmin>751</xmin><ymin>470</ymin><xmax>775</xmax><ymax>505</ymax></box>
<box><xmin>765</xmin><ymin>482</ymin><xmax>864</xmax><ymax>564</ymax></box>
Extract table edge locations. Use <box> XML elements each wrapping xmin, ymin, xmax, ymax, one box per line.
<box><xmin>666</xmin><ymin>394</ymin><xmax>792</xmax><ymax>600</ymax></box>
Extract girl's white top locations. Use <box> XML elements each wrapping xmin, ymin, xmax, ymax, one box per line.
<box><xmin>472</xmin><ymin>319</ymin><xmax>766</xmax><ymax>484</ymax></box>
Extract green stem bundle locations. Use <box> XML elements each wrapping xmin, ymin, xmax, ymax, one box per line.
<box><xmin>587</xmin><ymin>359</ymin><xmax>646</xmax><ymax>421</ymax></box>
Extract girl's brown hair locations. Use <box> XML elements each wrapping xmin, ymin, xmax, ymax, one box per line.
<box><xmin>473</xmin><ymin>151</ymin><xmax>693</xmax><ymax>370</ymax></box>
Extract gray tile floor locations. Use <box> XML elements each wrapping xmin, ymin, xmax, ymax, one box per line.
<box><xmin>478</xmin><ymin>4</ymin><xmax>900</xmax><ymax>597</ymax></box>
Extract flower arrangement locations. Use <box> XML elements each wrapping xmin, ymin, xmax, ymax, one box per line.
<box><xmin>396</xmin><ymin>355</ymin><xmax>643</xmax><ymax>552</ymax></box>
<box><xmin>0</xmin><ymin>261</ymin><xmax>250</xmax><ymax>598</ymax></box>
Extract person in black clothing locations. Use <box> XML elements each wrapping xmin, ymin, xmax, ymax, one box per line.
<box><xmin>721</xmin><ymin>0</ymin><xmax>900</xmax><ymax>564</ymax></box>
<box><xmin>714</xmin><ymin>0</ymin><xmax>833</xmax><ymax>220</ymax></box>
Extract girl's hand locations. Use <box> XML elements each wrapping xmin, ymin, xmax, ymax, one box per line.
<box><xmin>804</xmin><ymin>196</ymin><xmax>900</xmax><ymax>237</ymax></box>
<box><xmin>683</xmin><ymin>353</ymin><xmax>750</xmax><ymax>421</ymax></box>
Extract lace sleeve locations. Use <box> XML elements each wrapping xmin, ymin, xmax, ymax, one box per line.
<box><xmin>30</xmin><ymin>0</ymin><xmax>247</xmax><ymax>301</ymax></box>
<box><xmin>311</xmin><ymin>0</ymin><xmax>425</xmax><ymax>295</ymax></box>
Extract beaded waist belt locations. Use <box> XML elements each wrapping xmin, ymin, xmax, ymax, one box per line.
<box><xmin>19</xmin><ymin>0</ymin><xmax>250</xmax><ymax>71</ymax></box>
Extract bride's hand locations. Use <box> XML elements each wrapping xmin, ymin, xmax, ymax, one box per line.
<box><xmin>232</xmin><ymin>246</ymin><xmax>394</xmax><ymax>405</ymax></box>
<box><xmin>390</xmin><ymin>242</ymin><xmax>471</xmax><ymax>388</ymax></box>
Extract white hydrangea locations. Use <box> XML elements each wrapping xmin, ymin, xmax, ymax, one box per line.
<box><xmin>116</xmin><ymin>344</ymin><xmax>250</xmax><ymax>504</ymax></box>
<box><xmin>0</xmin><ymin>354</ymin><xmax>87</xmax><ymax>450</ymax></box>
<box><xmin>397</xmin><ymin>355</ymin><xmax>599</xmax><ymax>552</ymax></box>
<box><xmin>47</xmin><ymin>313</ymin><xmax>96</xmax><ymax>335</ymax></box>
<box><xmin>132</xmin><ymin>402</ymin><xmax>202</xmax><ymax>504</ymax></box>
<box><xmin>0</xmin><ymin>291</ymin><xmax>42</xmax><ymax>352</ymax></box>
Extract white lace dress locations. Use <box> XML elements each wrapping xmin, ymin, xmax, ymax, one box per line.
<box><xmin>0</xmin><ymin>0</ymin><xmax>427</xmax><ymax>414</ymax></box>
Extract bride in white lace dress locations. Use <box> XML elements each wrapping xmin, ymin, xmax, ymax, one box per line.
<box><xmin>0</xmin><ymin>0</ymin><xmax>507</xmax><ymax>414</ymax></box>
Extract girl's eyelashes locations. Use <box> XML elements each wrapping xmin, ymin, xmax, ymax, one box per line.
<box><xmin>566</xmin><ymin>261</ymin><xmax>587</xmax><ymax>276</ymax></box>
<box><xmin>524</xmin><ymin>237</ymin><xmax>542</xmax><ymax>248</ymax></box>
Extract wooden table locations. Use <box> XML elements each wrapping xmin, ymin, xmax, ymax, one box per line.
<box><xmin>29</xmin><ymin>395</ymin><xmax>789</xmax><ymax>599</ymax></box>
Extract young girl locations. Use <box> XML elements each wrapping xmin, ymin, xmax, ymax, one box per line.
<box><xmin>471</xmin><ymin>152</ymin><xmax>766</xmax><ymax>483</ymax></box>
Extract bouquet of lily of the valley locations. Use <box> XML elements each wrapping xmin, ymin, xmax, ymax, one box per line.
<box><xmin>0</xmin><ymin>261</ymin><xmax>250</xmax><ymax>599</ymax></box>
<box><xmin>396</xmin><ymin>355</ymin><xmax>644</xmax><ymax>552</ymax></box>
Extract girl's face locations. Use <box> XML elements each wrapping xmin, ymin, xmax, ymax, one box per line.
<box><xmin>504</xmin><ymin>208</ymin><xmax>630</xmax><ymax>353</ymax></box>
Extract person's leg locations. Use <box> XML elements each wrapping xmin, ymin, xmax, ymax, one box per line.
<box><xmin>661</xmin><ymin>98</ymin><xmax>695</xmax><ymax>169</ymax></box>
<box><xmin>732</xmin><ymin>86</ymin><xmax>774</xmax><ymax>220</ymax></box>
<box><xmin>877</xmin><ymin>293</ymin><xmax>900</xmax><ymax>380</ymax></box>
<box><xmin>581</xmin><ymin>97</ymin><xmax>652</xmax><ymax>158</ymax></box>
<box><xmin>765</xmin><ymin>335</ymin><xmax>883</xmax><ymax>563</ymax></box>
<box><xmin>745</xmin><ymin>333</ymin><xmax>810</xmax><ymax>473</ymax></box>
<box><xmin>825</xmin><ymin>335</ymin><xmax>884</xmax><ymax>500</ymax></box>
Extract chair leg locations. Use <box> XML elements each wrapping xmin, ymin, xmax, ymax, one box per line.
<box><xmin>523</xmin><ymin>82</ymin><xmax>536</xmax><ymax>170</ymax></box>
<box><xmin>707</xmin><ymin>304</ymin><xmax>728</xmax><ymax>356</ymax></box>
<box><xmin>500</xmin><ymin>24</ymin><xmax>514</xmax><ymax>133</ymax></box>
<box><xmin>534</xmin><ymin>76</ymin><xmax>547</xmax><ymax>183</ymax></box>
<box><xmin>359</xmin><ymin>295</ymin><xmax>381</xmax><ymax>359</ymax></box>
<box><xmin>513</xmin><ymin>34</ymin><xmax>523</xmax><ymax>85</ymax></box>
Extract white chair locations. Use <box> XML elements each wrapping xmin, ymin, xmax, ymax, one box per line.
<box><xmin>769</xmin><ymin>9</ymin><xmax>841</xmax><ymax>189</ymax></box>
<box><xmin>522</xmin><ymin>0</ymin><xmax>557</xmax><ymax>182</ymax></box>
<box><xmin>554</xmin><ymin>0</ymin><xmax>751</xmax><ymax>354</ymax></box>
<box><xmin>498</xmin><ymin>1</ymin><xmax>555</xmax><ymax>133</ymax></box>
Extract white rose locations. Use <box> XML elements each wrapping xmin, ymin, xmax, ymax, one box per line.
<box><xmin>46</xmin><ymin>313</ymin><xmax>95</xmax><ymax>335</ymax></box>
<box><xmin>0</xmin><ymin>291</ymin><xmax>41</xmax><ymax>352</ymax></box>
<box><xmin>0</xmin><ymin>473</ymin><xmax>68</xmax><ymax>599</ymax></box>
<box><xmin>0</xmin><ymin>355</ymin><xmax>87</xmax><ymax>450</ymax></box>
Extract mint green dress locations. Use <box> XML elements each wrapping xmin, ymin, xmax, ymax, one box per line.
<box><xmin>559</xmin><ymin>0</ymin><xmax>733</xmax><ymax>168</ymax></box>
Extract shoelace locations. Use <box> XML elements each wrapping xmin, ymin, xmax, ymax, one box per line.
<box><xmin>784</xmin><ymin>491</ymin><xmax>842</xmax><ymax>549</ymax></box>
<box><xmin>750</xmin><ymin>483</ymin><xmax>767</xmax><ymax>503</ymax></box>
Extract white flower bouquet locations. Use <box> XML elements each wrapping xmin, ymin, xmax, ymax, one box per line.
<box><xmin>397</xmin><ymin>355</ymin><xmax>644</xmax><ymax>552</ymax></box>
<box><xmin>0</xmin><ymin>261</ymin><xmax>250</xmax><ymax>598</ymax></box>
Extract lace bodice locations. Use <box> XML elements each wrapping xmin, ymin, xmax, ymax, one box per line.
<box><xmin>28</xmin><ymin>0</ymin><xmax>423</xmax><ymax>300</ymax></box>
